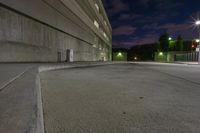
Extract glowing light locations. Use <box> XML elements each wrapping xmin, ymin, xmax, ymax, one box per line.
<box><xmin>192</xmin><ymin>44</ymin><xmax>195</xmax><ymax>48</ymax></box>
<box><xmin>191</xmin><ymin>16</ymin><xmax>200</xmax><ymax>30</ymax></box>
<box><xmin>117</xmin><ymin>52</ymin><xmax>123</xmax><ymax>57</ymax></box>
<box><xmin>195</xmin><ymin>20</ymin><xmax>200</xmax><ymax>25</ymax></box>
<box><xmin>195</xmin><ymin>39</ymin><xmax>200</xmax><ymax>43</ymax></box>
<box><xmin>134</xmin><ymin>57</ymin><xmax>137</xmax><ymax>60</ymax></box>
<box><xmin>159</xmin><ymin>52</ymin><xmax>163</xmax><ymax>56</ymax></box>
<box><xmin>168</xmin><ymin>37</ymin><xmax>172</xmax><ymax>41</ymax></box>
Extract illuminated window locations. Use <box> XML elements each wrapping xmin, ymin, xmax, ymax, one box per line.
<box><xmin>104</xmin><ymin>21</ymin><xmax>107</xmax><ymax>26</ymax></box>
<box><xmin>94</xmin><ymin>20</ymin><xmax>99</xmax><ymax>29</ymax></box>
<box><xmin>95</xmin><ymin>3</ymin><xmax>99</xmax><ymax>12</ymax></box>
<box><xmin>103</xmin><ymin>32</ymin><xmax>107</xmax><ymax>37</ymax></box>
<box><xmin>103</xmin><ymin>32</ymin><xmax>109</xmax><ymax>41</ymax></box>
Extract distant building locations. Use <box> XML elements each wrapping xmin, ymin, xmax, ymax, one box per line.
<box><xmin>112</xmin><ymin>48</ymin><xmax>127</xmax><ymax>61</ymax></box>
<box><xmin>0</xmin><ymin>0</ymin><xmax>112</xmax><ymax>62</ymax></box>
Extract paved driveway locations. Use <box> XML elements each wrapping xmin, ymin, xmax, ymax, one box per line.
<box><xmin>40</xmin><ymin>63</ymin><xmax>200</xmax><ymax>133</ymax></box>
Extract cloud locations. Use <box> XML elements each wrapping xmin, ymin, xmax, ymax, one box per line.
<box><xmin>158</xmin><ymin>23</ymin><xmax>198</xmax><ymax>40</ymax></box>
<box><xmin>141</xmin><ymin>22</ymin><xmax>193</xmax><ymax>35</ymax></box>
<box><xmin>136</xmin><ymin>13</ymin><xmax>169</xmax><ymax>24</ymax></box>
<box><xmin>106</xmin><ymin>0</ymin><xmax>129</xmax><ymax>16</ymax></box>
<box><xmin>142</xmin><ymin>23</ymin><xmax>159</xmax><ymax>30</ymax></box>
<box><xmin>153</xmin><ymin>0</ymin><xmax>183</xmax><ymax>11</ymax></box>
<box><xmin>118</xmin><ymin>13</ymin><xmax>141</xmax><ymax>21</ymax></box>
<box><xmin>138</xmin><ymin>0</ymin><xmax>151</xmax><ymax>8</ymax></box>
<box><xmin>113</xmin><ymin>34</ymin><xmax>158</xmax><ymax>48</ymax></box>
<box><xmin>158</xmin><ymin>23</ymin><xmax>190</xmax><ymax>33</ymax></box>
<box><xmin>113</xmin><ymin>25</ymin><xmax>137</xmax><ymax>36</ymax></box>
<box><xmin>126</xmin><ymin>34</ymin><xmax>158</xmax><ymax>46</ymax></box>
<box><xmin>133</xmin><ymin>34</ymin><xmax>158</xmax><ymax>45</ymax></box>
<box><xmin>118</xmin><ymin>14</ymin><xmax>130</xmax><ymax>20</ymax></box>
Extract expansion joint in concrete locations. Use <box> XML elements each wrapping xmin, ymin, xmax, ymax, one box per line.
<box><xmin>0</xmin><ymin>67</ymin><xmax>32</xmax><ymax>92</ymax></box>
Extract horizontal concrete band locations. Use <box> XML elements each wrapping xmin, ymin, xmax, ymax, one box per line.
<box><xmin>0</xmin><ymin>3</ymin><xmax>95</xmax><ymax>46</ymax></box>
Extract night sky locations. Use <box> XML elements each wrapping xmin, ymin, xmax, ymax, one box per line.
<box><xmin>103</xmin><ymin>0</ymin><xmax>200</xmax><ymax>48</ymax></box>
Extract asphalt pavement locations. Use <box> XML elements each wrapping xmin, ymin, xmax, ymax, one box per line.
<box><xmin>40</xmin><ymin>63</ymin><xmax>200</xmax><ymax>133</ymax></box>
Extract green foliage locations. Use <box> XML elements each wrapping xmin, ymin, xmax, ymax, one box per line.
<box><xmin>155</xmin><ymin>42</ymin><xmax>161</xmax><ymax>52</ymax></box>
<box><xmin>158</xmin><ymin>33</ymin><xmax>184</xmax><ymax>51</ymax></box>
<box><xmin>112</xmin><ymin>48</ymin><xmax>128</xmax><ymax>61</ymax></box>
<box><xmin>128</xmin><ymin>43</ymin><xmax>156</xmax><ymax>61</ymax></box>
<box><xmin>168</xmin><ymin>40</ymin><xmax>176</xmax><ymax>51</ymax></box>
<box><xmin>176</xmin><ymin>35</ymin><xmax>183</xmax><ymax>51</ymax></box>
<box><xmin>126</xmin><ymin>33</ymin><xmax>193</xmax><ymax>61</ymax></box>
<box><xmin>159</xmin><ymin>33</ymin><xmax>169</xmax><ymax>52</ymax></box>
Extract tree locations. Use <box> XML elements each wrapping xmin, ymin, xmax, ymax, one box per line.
<box><xmin>155</xmin><ymin>42</ymin><xmax>161</xmax><ymax>52</ymax></box>
<box><xmin>159</xmin><ymin>33</ymin><xmax>169</xmax><ymax>52</ymax></box>
<box><xmin>176</xmin><ymin>35</ymin><xmax>183</xmax><ymax>51</ymax></box>
<box><xmin>128</xmin><ymin>43</ymin><xmax>157</xmax><ymax>61</ymax></box>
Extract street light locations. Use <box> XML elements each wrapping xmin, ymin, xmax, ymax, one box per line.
<box><xmin>195</xmin><ymin>20</ymin><xmax>200</xmax><ymax>64</ymax></box>
<box><xmin>195</xmin><ymin>20</ymin><xmax>200</xmax><ymax>25</ymax></box>
<box><xmin>195</xmin><ymin>20</ymin><xmax>200</xmax><ymax>39</ymax></box>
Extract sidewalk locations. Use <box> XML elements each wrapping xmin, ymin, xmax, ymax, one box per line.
<box><xmin>175</xmin><ymin>61</ymin><xmax>199</xmax><ymax>65</ymax></box>
<box><xmin>0</xmin><ymin>64</ymin><xmax>34</xmax><ymax>91</ymax></box>
<box><xmin>0</xmin><ymin>64</ymin><xmax>41</xmax><ymax>133</ymax></box>
<box><xmin>0</xmin><ymin>62</ymin><xmax>116</xmax><ymax>133</ymax></box>
<box><xmin>131</xmin><ymin>61</ymin><xmax>200</xmax><ymax>67</ymax></box>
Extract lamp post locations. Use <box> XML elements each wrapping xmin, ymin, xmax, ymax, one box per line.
<box><xmin>195</xmin><ymin>20</ymin><xmax>200</xmax><ymax>25</ymax></box>
<box><xmin>195</xmin><ymin>20</ymin><xmax>200</xmax><ymax>64</ymax></box>
<box><xmin>195</xmin><ymin>20</ymin><xmax>200</xmax><ymax>39</ymax></box>
<box><xmin>196</xmin><ymin>21</ymin><xmax>200</xmax><ymax>43</ymax></box>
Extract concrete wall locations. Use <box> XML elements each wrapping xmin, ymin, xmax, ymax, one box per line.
<box><xmin>0</xmin><ymin>0</ymin><xmax>112</xmax><ymax>62</ymax></box>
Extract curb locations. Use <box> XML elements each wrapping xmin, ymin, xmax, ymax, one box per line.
<box><xmin>34</xmin><ymin>74</ymin><xmax>45</xmax><ymax>133</ymax></box>
<box><xmin>131</xmin><ymin>62</ymin><xmax>200</xmax><ymax>67</ymax></box>
<box><xmin>38</xmin><ymin>62</ymin><xmax>120</xmax><ymax>73</ymax></box>
<box><xmin>35</xmin><ymin>62</ymin><xmax>118</xmax><ymax>133</ymax></box>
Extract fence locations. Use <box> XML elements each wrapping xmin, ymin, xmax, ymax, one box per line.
<box><xmin>175</xmin><ymin>52</ymin><xmax>199</xmax><ymax>61</ymax></box>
